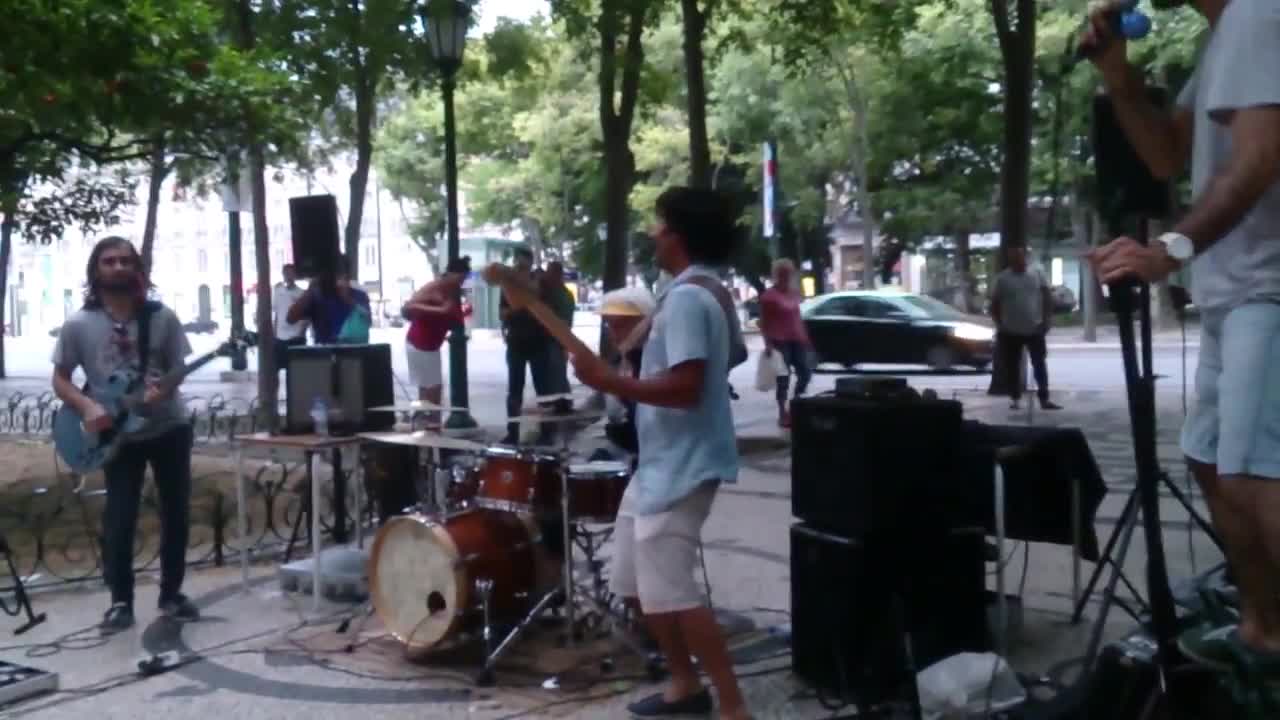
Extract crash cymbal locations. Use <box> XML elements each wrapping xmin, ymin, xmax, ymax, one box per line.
<box><xmin>507</xmin><ymin>411</ymin><xmax>604</xmax><ymax>425</ymax></box>
<box><xmin>357</xmin><ymin>431</ymin><xmax>486</xmax><ymax>452</ymax></box>
<box><xmin>368</xmin><ymin>401</ymin><xmax>471</xmax><ymax>413</ymax></box>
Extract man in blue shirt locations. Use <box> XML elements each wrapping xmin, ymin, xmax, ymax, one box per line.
<box><xmin>572</xmin><ymin>187</ymin><xmax>748</xmax><ymax>720</ymax></box>
<box><xmin>286</xmin><ymin>258</ymin><xmax>371</xmax><ymax>344</ymax></box>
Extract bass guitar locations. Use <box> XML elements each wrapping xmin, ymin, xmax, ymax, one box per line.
<box><xmin>53</xmin><ymin>332</ymin><xmax>257</xmax><ymax>474</ymax></box>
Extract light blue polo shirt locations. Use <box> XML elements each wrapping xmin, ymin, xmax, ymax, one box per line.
<box><xmin>626</xmin><ymin>265</ymin><xmax>738</xmax><ymax>515</ymax></box>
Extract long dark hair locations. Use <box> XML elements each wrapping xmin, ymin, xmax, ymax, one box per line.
<box><xmin>83</xmin><ymin>236</ymin><xmax>152</xmax><ymax>309</ymax></box>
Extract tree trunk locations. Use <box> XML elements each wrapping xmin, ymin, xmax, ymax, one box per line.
<box><xmin>680</xmin><ymin>0</ymin><xmax>712</xmax><ymax>189</ymax></box>
<box><xmin>987</xmin><ymin>0</ymin><xmax>1036</xmax><ymax>396</ymax></box>
<box><xmin>140</xmin><ymin>136</ymin><xmax>168</xmax><ymax>275</ymax></box>
<box><xmin>249</xmin><ymin>144</ymin><xmax>278</xmax><ymax>429</ymax></box>
<box><xmin>993</xmin><ymin>0</ymin><xmax>1036</xmax><ymax>264</ymax></box>
<box><xmin>235</xmin><ymin>0</ymin><xmax>278</xmax><ymax>426</ymax></box>
<box><xmin>596</xmin><ymin>1</ymin><xmax>648</xmax><ymax>359</ymax></box>
<box><xmin>345</xmin><ymin>65</ymin><xmax>375</xmax><ymax>282</ymax></box>
<box><xmin>0</xmin><ymin>205</ymin><xmax>12</xmax><ymax>378</ymax></box>
<box><xmin>832</xmin><ymin>52</ymin><xmax>877</xmax><ymax>290</ymax></box>
<box><xmin>954</xmin><ymin>229</ymin><xmax>973</xmax><ymax>312</ymax></box>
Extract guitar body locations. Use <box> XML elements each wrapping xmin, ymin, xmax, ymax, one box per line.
<box><xmin>52</xmin><ymin>331</ymin><xmax>257</xmax><ymax>475</ymax></box>
<box><xmin>53</xmin><ymin>371</ymin><xmax>147</xmax><ymax>475</ymax></box>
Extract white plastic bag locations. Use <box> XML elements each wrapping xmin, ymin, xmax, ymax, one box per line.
<box><xmin>917</xmin><ymin>653</ymin><xmax>1026</xmax><ymax>720</ymax></box>
<box><xmin>754</xmin><ymin>350</ymin><xmax>778</xmax><ymax>391</ymax></box>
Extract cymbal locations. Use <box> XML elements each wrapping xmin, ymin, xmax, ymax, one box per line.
<box><xmin>368</xmin><ymin>401</ymin><xmax>471</xmax><ymax>413</ymax></box>
<box><xmin>357</xmin><ymin>431</ymin><xmax>486</xmax><ymax>452</ymax></box>
<box><xmin>507</xmin><ymin>411</ymin><xmax>604</xmax><ymax>425</ymax></box>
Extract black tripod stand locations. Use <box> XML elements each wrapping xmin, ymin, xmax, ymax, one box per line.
<box><xmin>1070</xmin><ymin>218</ymin><xmax>1204</xmax><ymax>718</ymax></box>
<box><xmin>0</xmin><ymin>530</ymin><xmax>46</xmax><ymax>636</ymax></box>
<box><xmin>1072</xmin><ymin>221</ymin><xmax>1222</xmax><ymax>650</ymax></box>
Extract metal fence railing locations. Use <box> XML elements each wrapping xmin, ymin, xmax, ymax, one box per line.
<box><xmin>0</xmin><ymin>393</ymin><xmax>357</xmax><ymax>590</ymax></box>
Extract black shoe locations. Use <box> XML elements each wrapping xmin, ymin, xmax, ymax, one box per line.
<box><xmin>500</xmin><ymin>431</ymin><xmax>519</xmax><ymax>446</ymax></box>
<box><xmin>1040</xmin><ymin>399</ymin><xmax>1062</xmax><ymax>410</ymax></box>
<box><xmin>101</xmin><ymin>603</ymin><xmax>135</xmax><ymax>631</ymax></box>
<box><xmin>159</xmin><ymin>594</ymin><xmax>200</xmax><ymax>622</ymax></box>
<box><xmin>627</xmin><ymin>689</ymin><xmax>713</xmax><ymax>718</ymax></box>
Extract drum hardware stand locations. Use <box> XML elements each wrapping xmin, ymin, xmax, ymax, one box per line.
<box><xmin>0</xmin><ymin>531</ymin><xmax>46</xmax><ymax>636</ymax></box>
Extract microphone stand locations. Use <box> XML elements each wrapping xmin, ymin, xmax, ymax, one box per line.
<box><xmin>1100</xmin><ymin>218</ymin><xmax>1185</xmax><ymax>715</ymax></box>
<box><xmin>0</xmin><ymin>530</ymin><xmax>46</xmax><ymax>636</ymax></box>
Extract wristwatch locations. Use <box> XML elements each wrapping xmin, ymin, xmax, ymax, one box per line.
<box><xmin>1158</xmin><ymin>232</ymin><xmax>1194</xmax><ymax>263</ymax></box>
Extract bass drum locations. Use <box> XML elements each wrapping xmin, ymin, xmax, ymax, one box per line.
<box><xmin>368</xmin><ymin>509</ymin><xmax>560</xmax><ymax>651</ymax></box>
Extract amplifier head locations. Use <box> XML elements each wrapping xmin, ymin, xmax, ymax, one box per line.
<box><xmin>284</xmin><ymin>343</ymin><xmax>395</xmax><ymax>434</ymax></box>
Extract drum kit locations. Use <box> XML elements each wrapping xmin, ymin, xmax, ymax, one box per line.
<box><xmin>355</xmin><ymin>398</ymin><xmax>655</xmax><ymax>685</ymax></box>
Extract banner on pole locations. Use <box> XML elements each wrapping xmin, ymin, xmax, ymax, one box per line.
<box><xmin>762</xmin><ymin>142</ymin><xmax>776</xmax><ymax>238</ymax></box>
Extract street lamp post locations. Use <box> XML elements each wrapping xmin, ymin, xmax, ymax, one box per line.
<box><xmin>417</xmin><ymin>0</ymin><xmax>475</xmax><ymax>429</ymax></box>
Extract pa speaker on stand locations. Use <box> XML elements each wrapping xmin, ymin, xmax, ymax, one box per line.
<box><xmin>1092</xmin><ymin>88</ymin><xmax>1173</xmax><ymax>220</ymax></box>
<box><xmin>289</xmin><ymin>194</ymin><xmax>342</xmax><ymax>279</ymax></box>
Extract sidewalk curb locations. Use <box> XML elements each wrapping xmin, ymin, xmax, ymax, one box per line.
<box><xmin>1050</xmin><ymin>342</ymin><xmax>1199</xmax><ymax>350</ymax></box>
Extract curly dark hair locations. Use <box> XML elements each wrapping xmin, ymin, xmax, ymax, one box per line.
<box><xmin>655</xmin><ymin>187</ymin><xmax>741</xmax><ymax>267</ymax></box>
<box><xmin>83</xmin><ymin>236</ymin><xmax>152</xmax><ymax>309</ymax></box>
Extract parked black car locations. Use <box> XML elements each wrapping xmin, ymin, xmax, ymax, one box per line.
<box><xmin>802</xmin><ymin>291</ymin><xmax>994</xmax><ymax>371</ymax></box>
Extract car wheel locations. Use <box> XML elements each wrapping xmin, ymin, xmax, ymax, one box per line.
<box><xmin>926</xmin><ymin>345</ymin><xmax>955</xmax><ymax>371</ymax></box>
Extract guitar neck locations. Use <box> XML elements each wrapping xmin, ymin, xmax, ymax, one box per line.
<box><xmin>153</xmin><ymin>349</ymin><xmax>224</xmax><ymax>395</ymax></box>
<box><xmin>489</xmin><ymin>268</ymin><xmax>595</xmax><ymax>360</ymax></box>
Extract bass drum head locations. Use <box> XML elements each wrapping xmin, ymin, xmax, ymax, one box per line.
<box><xmin>369</xmin><ymin>514</ymin><xmax>464</xmax><ymax>650</ymax></box>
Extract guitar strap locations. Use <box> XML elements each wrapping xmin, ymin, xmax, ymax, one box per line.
<box><xmin>617</xmin><ymin>272</ymin><xmax>747</xmax><ymax>369</ymax></box>
<box><xmin>135</xmin><ymin>300</ymin><xmax>160</xmax><ymax>386</ymax></box>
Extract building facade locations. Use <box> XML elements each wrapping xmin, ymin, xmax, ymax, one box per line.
<box><xmin>7</xmin><ymin>159</ymin><xmax>523</xmax><ymax>336</ymax></box>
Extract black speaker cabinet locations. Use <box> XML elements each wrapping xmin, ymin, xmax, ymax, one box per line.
<box><xmin>289</xmin><ymin>194</ymin><xmax>341</xmax><ymax>279</ymax></box>
<box><xmin>284</xmin><ymin>343</ymin><xmax>394</xmax><ymax>435</ymax></box>
<box><xmin>790</xmin><ymin>524</ymin><xmax>989</xmax><ymax>705</ymax></box>
<box><xmin>362</xmin><ymin>442</ymin><xmax>420</xmax><ymax>523</ymax></box>
<box><xmin>1093</xmin><ymin>89</ymin><xmax>1172</xmax><ymax>219</ymax></box>
<box><xmin>791</xmin><ymin>393</ymin><xmax>964</xmax><ymax>536</ymax></box>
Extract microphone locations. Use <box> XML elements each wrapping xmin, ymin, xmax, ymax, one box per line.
<box><xmin>1071</xmin><ymin>3</ymin><xmax>1152</xmax><ymax>65</ymax></box>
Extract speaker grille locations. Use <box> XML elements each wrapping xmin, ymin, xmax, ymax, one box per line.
<box><xmin>289</xmin><ymin>195</ymin><xmax>341</xmax><ymax>279</ymax></box>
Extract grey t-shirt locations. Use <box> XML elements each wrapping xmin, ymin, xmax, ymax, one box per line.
<box><xmin>992</xmin><ymin>268</ymin><xmax>1047</xmax><ymax>335</ymax></box>
<box><xmin>1175</xmin><ymin>0</ymin><xmax>1280</xmax><ymax>311</ymax></box>
<box><xmin>52</xmin><ymin>305</ymin><xmax>193</xmax><ymax>440</ymax></box>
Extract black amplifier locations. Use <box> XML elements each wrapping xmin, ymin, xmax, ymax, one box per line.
<box><xmin>791</xmin><ymin>389</ymin><xmax>964</xmax><ymax>536</ymax></box>
<box><xmin>790</xmin><ymin>522</ymin><xmax>989</xmax><ymax>706</ymax></box>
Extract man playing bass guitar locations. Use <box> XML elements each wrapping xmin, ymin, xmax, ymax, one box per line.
<box><xmin>51</xmin><ymin>236</ymin><xmax>199</xmax><ymax>631</ymax></box>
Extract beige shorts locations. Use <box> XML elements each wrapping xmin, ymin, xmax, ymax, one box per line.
<box><xmin>406</xmin><ymin>346</ymin><xmax>442</xmax><ymax>389</ymax></box>
<box><xmin>610</xmin><ymin>483</ymin><xmax>718</xmax><ymax>615</ymax></box>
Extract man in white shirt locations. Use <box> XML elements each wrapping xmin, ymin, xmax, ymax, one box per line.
<box><xmin>1085</xmin><ymin>0</ymin><xmax>1280</xmax><ymax>670</ymax></box>
<box><xmin>272</xmin><ymin>264</ymin><xmax>308</xmax><ymax>363</ymax></box>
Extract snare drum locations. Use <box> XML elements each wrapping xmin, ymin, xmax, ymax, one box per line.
<box><xmin>566</xmin><ymin>461</ymin><xmax>631</xmax><ymax>522</ymax></box>
<box><xmin>474</xmin><ymin>446</ymin><xmax>562</xmax><ymax>514</ymax></box>
<box><xmin>368</xmin><ymin>509</ymin><xmax>560</xmax><ymax>651</ymax></box>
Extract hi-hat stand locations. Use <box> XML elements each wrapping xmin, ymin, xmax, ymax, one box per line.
<box><xmin>0</xmin><ymin>530</ymin><xmax>46</xmax><ymax>636</ymax></box>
